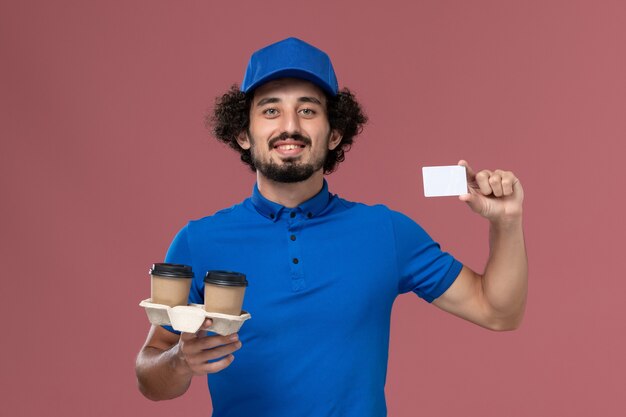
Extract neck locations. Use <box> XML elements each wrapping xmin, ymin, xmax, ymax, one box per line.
<box><xmin>256</xmin><ymin>170</ymin><xmax>325</xmax><ymax>208</ymax></box>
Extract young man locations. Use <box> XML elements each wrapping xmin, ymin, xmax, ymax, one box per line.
<box><xmin>136</xmin><ymin>37</ymin><xmax>527</xmax><ymax>416</ymax></box>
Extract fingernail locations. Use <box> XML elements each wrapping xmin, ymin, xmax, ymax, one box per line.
<box><xmin>229</xmin><ymin>333</ymin><xmax>238</xmax><ymax>341</ymax></box>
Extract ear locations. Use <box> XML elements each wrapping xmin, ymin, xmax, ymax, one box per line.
<box><xmin>328</xmin><ymin>130</ymin><xmax>343</xmax><ymax>151</ymax></box>
<box><xmin>236</xmin><ymin>131</ymin><xmax>251</xmax><ymax>150</ymax></box>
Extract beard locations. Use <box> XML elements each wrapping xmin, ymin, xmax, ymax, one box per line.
<box><xmin>249</xmin><ymin>131</ymin><xmax>329</xmax><ymax>183</ymax></box>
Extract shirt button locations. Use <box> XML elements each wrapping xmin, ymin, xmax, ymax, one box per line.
<box><xmin>290</xmin><ymin>235</ymin><xmax>296</xmax><ymax>241</ymax></box>
<box><xmin>292</xmin><ymin>258</ymin><xmax>299</xmax><ymax>264</ymax></box>
<box><xmin>290</xmin><ymin>212</ymin><xmax>296</xmax><ymax>218</ymax></box>
<box><xmin>307</xmin><ymin>212</ymin><xmax>312</xmax><ymax>218</ymax></box>
<box><xmin>269</xmin><ymin>213</ymin><xmax>275</xmax><ymax>219</ymax></box>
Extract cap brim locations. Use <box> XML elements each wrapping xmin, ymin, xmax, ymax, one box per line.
<box><xmin>244</xmin><ymin>68</ymin><xmax>337</xmax><ymax>96</ymax></box>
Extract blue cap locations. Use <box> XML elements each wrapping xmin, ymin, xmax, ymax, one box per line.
<box><xmin>241</xmin><ymin>37</ymin><xmax>338</xmax><ymax>96</ymax></box>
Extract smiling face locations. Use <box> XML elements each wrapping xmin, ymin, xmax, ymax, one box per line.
<box><xmin>236</xmin><ymin>78</ymin><xmax>342</xmax><ymax>183</ymax></box>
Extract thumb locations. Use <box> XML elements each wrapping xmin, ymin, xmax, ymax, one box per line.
<box><xmin>458</xmin><ymin>181</ymin><xmax>474</xmax><ymax>202</ymax></box>
<box><xmin>458</xmin><ymin>187</ymin><xmax>483</xmax><ymax>213</ymax></box>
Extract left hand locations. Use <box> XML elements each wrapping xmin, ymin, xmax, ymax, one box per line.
<box><xmin>458</xmin><ymin>160</ymin><xmax>524</xmax><ymax>224</ymax></box>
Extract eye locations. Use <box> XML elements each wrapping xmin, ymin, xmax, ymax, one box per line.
<box><xmin>263</xmin><ymin>108</ymin><xmax>279</xmax><ymax>117</ymax></box>
<box><xmin>299</xmin><ymin>108</ymin><xmax>316</xmax><ymax>117</ymax></box>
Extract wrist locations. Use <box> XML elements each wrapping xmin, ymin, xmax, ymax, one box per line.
<box><xmin>489</xmin><ymin>214</ymin><xmax>523</xmax><ymax>230</ymax></box>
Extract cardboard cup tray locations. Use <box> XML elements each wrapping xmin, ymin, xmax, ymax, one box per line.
<box><xmin>139</xmin><ymin>299</ymin><xmax>251</xmax><ymax>335</ymax></box>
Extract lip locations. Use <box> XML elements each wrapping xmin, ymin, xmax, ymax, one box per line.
<box><xmin>272</xmin><ymin>139</ymin><xmax>307</xmax><ymax>157</ymax></box>
<box><xmin>272</xmin><ymin>139</ymin><xmax>306</xmax><ymax>148</ymax></box>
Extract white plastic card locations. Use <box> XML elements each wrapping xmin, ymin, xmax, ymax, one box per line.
<box><xmin>422</xmin><ymin>165</ymin><xmax>468</xmax><ymax>197</ymax></box>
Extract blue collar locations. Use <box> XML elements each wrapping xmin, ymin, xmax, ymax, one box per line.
<box><xmin>250</xmin><ymin>180</ymin><xmax>332</xmax><ymax>222</ymax></box>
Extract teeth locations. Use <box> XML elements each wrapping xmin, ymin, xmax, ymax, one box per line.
<box><xmin>277</xmin><ymin>144</ymin><xmax>301</xmax><ymax>150</ymax></box>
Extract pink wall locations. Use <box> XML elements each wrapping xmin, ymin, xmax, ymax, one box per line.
<box><xmin>1</xmin><ymin>1</ymin><xmax>624</xmax><ymax>415</ymax></box>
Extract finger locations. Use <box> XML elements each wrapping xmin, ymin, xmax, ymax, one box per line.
<box><xmin>197</xmin><ymin>354</ymin><xmax>236</xmax><ymax>374</ymax></box>
<box><xmin>489</xmin><ymin>173</ymin><xmax>503</xmax><ymax>197</ymax></box>
<box><xmin>196</xmin><ymin>333</ymin><xmax>239</xmax><ymax>350</ymax></box>
<box><xmin>199</xmin><ymin>318</ymin><xmax>213</xmax><ymax>330</ymax></box>
<box><xmin>193</xmin><ymin>341</ymin><xmax>242</xmax><ymax>365</ymax></box>
<box><xmin>459</xmin><ymin>183</ymin><xmax>478</xmax><ymax>202</ymax></box>
<box><xmin>457</xmin><ymin>160</ymin><xmax>475</xmax><ymax>182</ymax></box>
<box><xmin>182</xmin><ymin>333</ymin><xmax>237</xmax><ymax>360</ymax></box>
<box><xmin>512</xmin><ymin>176</ymin><xmax>524</xmax><ymax>199</ymax></box>
<box><xmin>474</xmin><ymin>170</ymin><xmax>493</xmax><ymax>195</ymax></box>
<box><xmin>458</xmin><ymin>183</ymin><xmax>485</xmax><ymax>216</ymax></box>
<box><xmin>179</xmin><ymin>319</ymin><xmax>213</xmax><ymax>342</ymax></box>
<box><xmin>499</xmin><ymin>170</ymin><xmax>515</xmax><ymax>196</ymax></box>
<box><xmin>180</xmin><ymin>330</ymin><xmax>199</xmax><ymax>342</ymax></box>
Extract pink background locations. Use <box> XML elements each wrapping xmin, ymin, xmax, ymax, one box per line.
<box><xmin>1</xmin><ymin>1</ymin><xmax>624</xmax><ymax>416</ymax></box>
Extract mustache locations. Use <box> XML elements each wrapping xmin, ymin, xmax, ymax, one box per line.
<box><xmin>268</xmin><ymin>132</ymin><xmax>312</xmax><ymax>149</ymax></box>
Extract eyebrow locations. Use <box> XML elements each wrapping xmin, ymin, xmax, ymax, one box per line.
<box><xmin>298</xmin><ymin>96</ymin><xmax>322</xmax><ymax>105</ymax></box>
<box><xmin>255</xmin><ymin>96</ymin><xmax>323</xmax><ymax>107</ymax></box>
<box><xmin>256</xmin><ymin>97</ymin><xmax>280</xmax><ymax>106</ymax></box>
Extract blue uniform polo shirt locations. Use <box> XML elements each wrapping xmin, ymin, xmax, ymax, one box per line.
<box><xmin>164</xmin><ymin>180</ymin><xmax>463</xmax><ymax>417</ymax></box>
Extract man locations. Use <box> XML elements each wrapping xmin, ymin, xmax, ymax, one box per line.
<box><xmin>135</xmin><ymin>37</ymin><xmax>527</xmax><ymax>416</ymax></box>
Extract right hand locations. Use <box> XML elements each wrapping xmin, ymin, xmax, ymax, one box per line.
<box><xmin>177</xmin><ymin>319</ymin><xmax>242</xmax><ymax>376</ymax></box>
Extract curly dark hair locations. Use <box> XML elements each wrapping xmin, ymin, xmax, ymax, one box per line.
<box><xmin>208</xmin><ymin>84</ymin><xmax>368</xmax><ymax>174</ymax></box>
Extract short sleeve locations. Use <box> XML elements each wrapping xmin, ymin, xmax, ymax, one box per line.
<box><xmin>160</xmin><ymin>224</ymin><xmax>195</xmax><ymax>334</ymax></box>
<box><xmin>165</xmin><ymin>224</ymin><xmax>193</xmax><ymax>266</ymax></box>
<box><xmin>390</xmin><ymin>210</ymin><xmax>463</xmax><ymax>302</ymax></box>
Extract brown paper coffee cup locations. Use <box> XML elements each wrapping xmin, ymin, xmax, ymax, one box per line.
<box><xmin>204</xmin><ymin>271</ymin><xmax>248</xmax><ymax>316</ymax></box>
<box><xmin>149</xmin><ymin>263</ymin><xmax>194</xmax><ymax>307</ymax></box>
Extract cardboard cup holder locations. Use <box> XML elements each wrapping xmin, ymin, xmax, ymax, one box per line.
<box><xmin>139</xmin><ymin>299</ymin><xmax>251</xmax><ymax>335</ymax></box>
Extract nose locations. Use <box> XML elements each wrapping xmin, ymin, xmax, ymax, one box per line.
<box><xmin>279</xmin><ymin>109</ymin><xmax>301</xmax><ymax>134</ymax></box>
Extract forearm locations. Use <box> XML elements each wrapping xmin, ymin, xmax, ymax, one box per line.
<box><xmin>135</xmin><ymin>344</ymin><xmax>193</xmax><ymax>401</ymax></box>
<box><xmin>482</xmin><ymin>217</ymin><xmax>528</xmax><ymax>328</ymax></box>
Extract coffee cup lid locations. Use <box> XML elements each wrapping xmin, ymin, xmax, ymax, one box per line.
<box><xmin>204</xmin><ymin>270</ymin><xmax>248</xmax><ymax>287</ymax></box>
<box><xmin>149</xmin><ymin>263</ymin><xmax>194</xmax><ymax>279</ymax></box>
